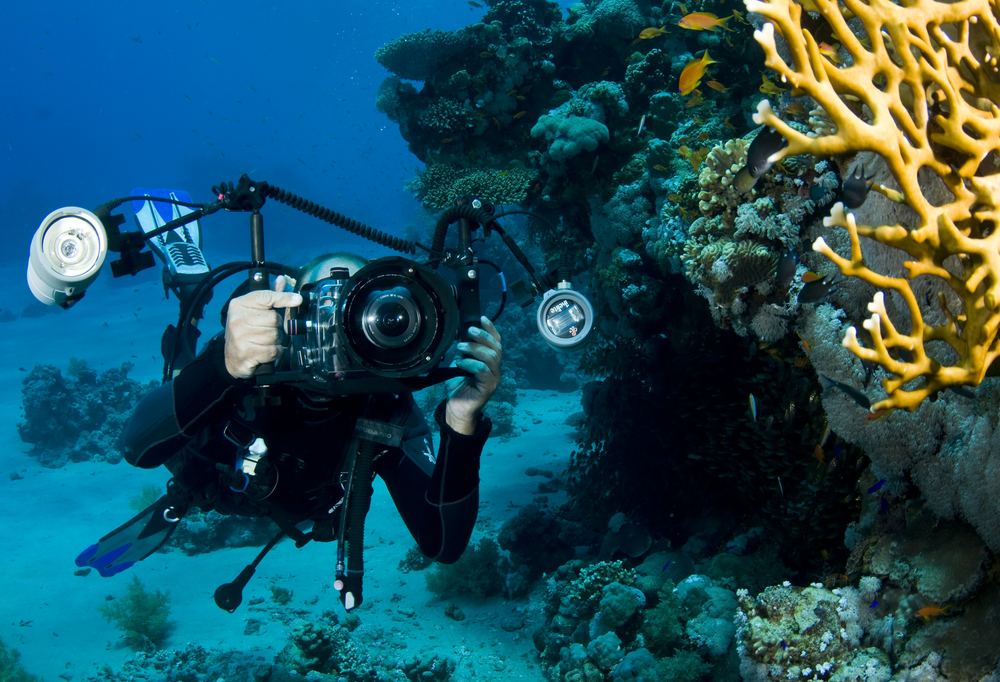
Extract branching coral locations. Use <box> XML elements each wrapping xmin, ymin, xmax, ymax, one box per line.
<box><xmin>746</xmin><ymin>0</ymin><xmax>1000</xmax><ymax>411</ymax></box>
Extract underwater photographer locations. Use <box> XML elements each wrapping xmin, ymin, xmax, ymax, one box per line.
<box><xmin>29</xmin><ymin>176</ymin><xmax>590</xmax><ymax>611</ymax></box>
<box><xmin>94</xmin><ymin>248</ymin><xmax>500</xmax><ymax>611</ymax></box>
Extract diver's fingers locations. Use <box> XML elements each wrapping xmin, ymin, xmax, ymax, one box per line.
<box><xmin>456</xmin><ymin>340</ymin><xmax>501</xmax><ymax>384</ymax></box>
<box><xmin>274</xmin><ymin>274</ymin><xmax>298</xmax><ymax>293</ymax></box>
<box><xmin>478</xmin><ymin>316</ymin><xmax>501</xmax><ymax>344</ymax></box>
<box><xmin>236</xmin><ymin>289</ymin><xmax>303</xmax><ymax>312</ymax></box>
<box><xmin>454</xmin><ymin>356</ymin><xmax>496</xmax><ymax>387</ymax></box>
<box><xmin>467</xmin><ymin>318</ymin><xmax>502</xmax><ymax>358</ymax></box>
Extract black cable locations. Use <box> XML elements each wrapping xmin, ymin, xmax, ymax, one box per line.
<box><xmin>477</xmin><ymin>259</ymin><xmax>507</xmax><ymax>322</ymax></box>
<box><xmin>492</xmin><ymin>209</ymin><xmax>556</xmax><ymax>231</ymax></box>
<box><xmin>431</xmin><ymin>204</ymin><xmax>499</xmax><ymax>254</ymax></box>
<box><xmin>163</xmin><ymin>260</ymin><xmax>298</xmax><ymax>382</ymax></box>
<box><xmin>258</xmin><ymin>182</ymin><xmax>418</xmax><ymax>254</ymax></box>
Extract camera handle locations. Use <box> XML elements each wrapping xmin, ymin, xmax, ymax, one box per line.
<box><xmin>247</xmin><ymin>210</ymin><xmax>272</xmax><ymax>378</ymax></box>
<box><xmin>246</xmin><ymin>211</ymin><xmax>282</xmax><ymax>407</ymax></box>
<box><xmin>455</xmin><ymin>233</ymin><xmax>481</xmax><ymax>342</ymax></box>
<box><xmin>211</xmin><ymin>177</ymin><xmax>279</xmax><ymax>389</ymax></box>
<box><xmin>453</xmin><ymin>197</ymin><xmax>484</xmax><ymax>342</ymax></box>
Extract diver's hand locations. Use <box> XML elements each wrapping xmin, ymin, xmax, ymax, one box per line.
<box><xmin>445</xmin><ymin>317</ymin><xmax>502</xmax><ymax>435</ymax></box>
<box><xmin>224</xmin><ymin>276</ymin><xmax>302</xmax><ymax>379</ymax></box>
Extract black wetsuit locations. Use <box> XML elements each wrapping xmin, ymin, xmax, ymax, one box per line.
<box><xmin>121</xmin><ymin>334</ymin><xmax>491</xmax><ymax>563</ymax></box>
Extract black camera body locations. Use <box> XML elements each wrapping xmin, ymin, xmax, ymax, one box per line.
<box><xmin>284</xmin><ymin>256</ymin><xmax>462</xmax><ymax>395</ymax></box>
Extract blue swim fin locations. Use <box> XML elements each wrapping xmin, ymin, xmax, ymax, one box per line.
<box><xmin>76</xmin><ymin>494</ymin><xmax>184</xmax><ymax>577</ymax></box>
<box><xmin>131</xmin><ymin>188</ymin><xmax>210</xmax><ymax>287</ymax></box>
<box><xmin>132</xmin><ymin>188</ymin><xmax>214</xmax><ymax>375</ymax></box>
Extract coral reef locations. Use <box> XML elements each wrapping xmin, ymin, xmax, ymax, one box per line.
<box><xmin>735</xmin><ymin>553</ymin><xmax>1000</xmax><ymax>682</ymax></box>
<box><xmin>169</xmin><ymin>509</ymin><xmax>277</xmax><ymax>555</ymax></box>
<box><xmin>533</xmin><ymin>560</ymin><xmax>732</xmax><ymax>682</ymax></box>
<box><xmin>97</xmin><ymin>612</ymin><xmax>462</xmax><ymax>682</ymax></box>
<box><xmin>372</xmin><ymin>2</ymin><xmax>1000</xmax><ymax>679</ymax></box>
<box><xmin>17</xmin><ymin>360</ymin><xmax>155</xmax><ymax>468</ymax></box>
<box><xmin>96</xmin><ymin>643</ymin><xmax>272</xmax><ymax>682</ymax></box>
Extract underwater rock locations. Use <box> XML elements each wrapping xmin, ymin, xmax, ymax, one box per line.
<box><xmin>864</xmin><ymin>515</ymin><xmax>987</xmax><ymax>604</ymax></box>
<box><xmin>498</xmin><ymin>503</ymin><xmax>575</xmax><ymax>578</ymax></box>
<box><xmin>599</xmin><ymin>513</ymin><xmax>652</xmax><ymax>561</ymax></box>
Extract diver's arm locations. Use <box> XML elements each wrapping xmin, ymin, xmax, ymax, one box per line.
<box><xmin>378</xmin><ymin>399</ymin><xmax>492</xmax><ymax>563</ymax></box>
<box><xmin>124</xmin><ymin>280</ymin><xmax>299</xmax><ymax>469</ymax></box>
<box><xmin>122</xmin><ymin>334</ymin><xmax>248</xmax><ymax>469</ymax></box>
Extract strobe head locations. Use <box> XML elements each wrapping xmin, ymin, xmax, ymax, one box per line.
<box><xmin>342</xmin><ymin>257</ymin><xmax>458</xmax><ymax>377</ymax></box>
<box><xmin>537</xmin><ymin>282</ymin><xmax>594</xmax><ymax>352</ymax></box>
<box><xmin>27</xmin><ymin>207</ymin><xmax>109</xmax><ymax>309</ymax></box>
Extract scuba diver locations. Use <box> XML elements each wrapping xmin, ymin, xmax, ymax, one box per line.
<box><xmin>76</xmin><ymin>193</ymin><xmax>503</xmax><ymax>612</ymax></box>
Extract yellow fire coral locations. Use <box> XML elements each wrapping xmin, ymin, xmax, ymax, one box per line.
<box><xmin>744</xmin><ymin>0</ymin><xmax>1000</xmax><ymax>411</ymax></box>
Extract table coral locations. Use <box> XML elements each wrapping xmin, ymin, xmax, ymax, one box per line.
<box><xmin>745</xmin><ymin>0</ymin><xmax>1000</xmax><ymax>411</ymax></box>
<box><xmin>409</xmin><ymin>163</ymin><xmax>533</xmax><ymax>209</ymax></box>
<box><xmin>375</xmin><ymin>29</ymin><xmax>474</xmax><ymax>81</ymax></box>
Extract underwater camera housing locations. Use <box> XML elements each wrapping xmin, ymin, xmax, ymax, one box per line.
<box><xmin>287</xmin><ymin>257</ymin><xmax>458</xmax><ymax>387</ymax></box>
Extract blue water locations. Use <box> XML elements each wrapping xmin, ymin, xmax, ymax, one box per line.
<box><xmin>2</xmin><ymin>0</ymin><xmax>566</xmax><ymax>273</ymax></box>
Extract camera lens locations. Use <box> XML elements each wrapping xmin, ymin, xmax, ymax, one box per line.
<box><xmin>362</xmin><ymin>287</ymin><xmax>420</xmax><ymax>349</ymax></box>
<box><xmin>340</xmin><ymin>257</ymin><xmax>458</xmax><ymax>377</ymax></box>
<box><xmin>373</xmin><ymin>303</ymin><xmax>409</xmax><ymax>337</ymax></box>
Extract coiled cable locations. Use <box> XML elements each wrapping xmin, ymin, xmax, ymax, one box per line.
<box><xmin>258</xmin><ymin>182</ymin><xmax>418</xmax><ymax>254</ymax></box>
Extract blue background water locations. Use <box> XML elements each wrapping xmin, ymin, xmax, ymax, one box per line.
<box><xmin>2</xmin><ymin>0</ymin><xmax>572</xmax><ymax>280</ymax></box>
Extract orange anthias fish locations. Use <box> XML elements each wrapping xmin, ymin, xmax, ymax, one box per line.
<box><xmin>679</xmin><ymin>51</ymin><xmax>717</xmax><ymax>95</ymax></box>
<box><xmin>706</xmin><ymin>80</ymin><xmax>729</xmax><ymax>93</ymax></box>
<box><xmin>637</xmin><ymin>26</ymin><xmax>668</xmax><ymax>40</ymax></box>
<box><xmin>686</xmin><ymin>90</ymin><xmax>704</xmax><ymax>107</ymax></box>
<box><xmin>760</xmin><ymin>73</ymin><xmax>786</xmax><ymax>95</ymax></box>
<box><xmin>916</xmin><ymin>605</ymin><xmax>952</xmax><ymax>620</ymax></box>
<box><xmin>818</xmin><ymin>42</ymin><xmax>843</xmax><ymax>65</ymax></box>
<box><xmin>678</xmin><ymin>12</ymin><xmax>733</xmax><ymax>31</ymax></box>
